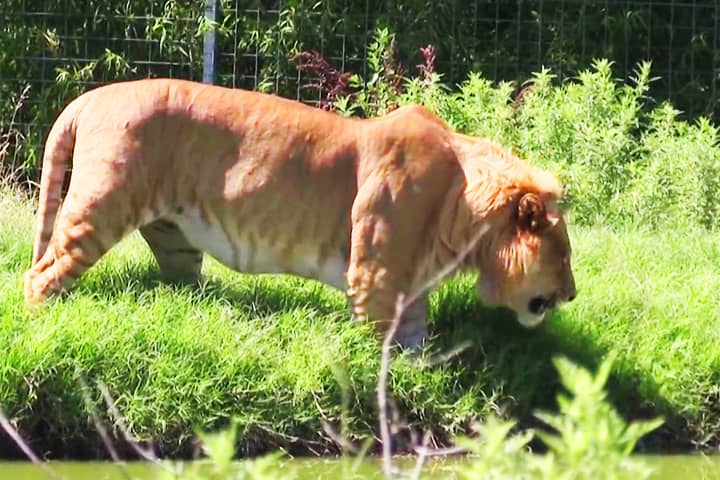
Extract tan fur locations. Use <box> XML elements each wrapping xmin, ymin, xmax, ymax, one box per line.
<box><xmin>25</xmin><ymin>78</ymin><xmax>576</xmax><ymax>346</ymax></box>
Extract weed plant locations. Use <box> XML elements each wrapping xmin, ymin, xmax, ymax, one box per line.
<box><xmin>77</xmin><ymin>356</ymin><xmax>665</xmax><ymax>479</ymax></box>
<box><xmin>339</xmin><ymin>29</ymin><xmax>720</xmax><ymax>230</ymax></box>
<box><xmin>458</xmin><ymin>354</ymin><xmax>662</xmax><ymax>480</ymax></box>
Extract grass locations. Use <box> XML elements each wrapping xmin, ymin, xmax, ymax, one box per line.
<box><xmin>1</xmin><ymin>180</ymin><xmax>719</xmax><ymax>459</ymax></box>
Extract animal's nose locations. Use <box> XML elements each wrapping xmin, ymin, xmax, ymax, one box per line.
<box><xmin>567</xmin><ymin>288</ymin><xmax>577</xmax><ymax>302</ymax></box>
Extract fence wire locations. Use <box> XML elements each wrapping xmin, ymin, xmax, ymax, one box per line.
<box><xmin>1</xmin><ymin>1</ymin><xmax>719</xmax><ymax>176</ymax></box>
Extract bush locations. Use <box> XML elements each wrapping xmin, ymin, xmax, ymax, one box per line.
<box><xmin>3</xmin><ymin>8</ymin><xmax>718</xmax><ymax>228</ymax></box>
<box><xmin>612</xmin><ymin>107</ymin><xmax>720</xmax><ymax>229</ymax></box>
<box><xmin>458</xmin><ymin>354</ymin><xmax>663</xmax><ymax>480</ymax></box>
<box><xmin>3</xmin><ymin>1</ymin><xmax>719</xmax><ymax>177</ymax></box>
<box><xmin>337</xmin><ymin>30</ymin><xmax>720</xmax><ymax>230</ymax></box>
<box><xmin>512</xmin><ymin>60</ymin><xmax>650</xmax><ymax>225</ymax></box>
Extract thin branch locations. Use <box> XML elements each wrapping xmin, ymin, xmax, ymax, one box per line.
<box><xmin>405</xmin><ymin>223</ymin><xmax>492</xmax><ymax>312</ymax></box>
<box><xmin>97</xmin><ymin>381</ymin><xmax>177</xmax><ymax>475</ymax></box>
<box><xmin>378</xmin><ymin>294</ymin><xmax>405</xmax><ymax>478</ymax></box>
<box><xmin>253</xmin><ymin>422</ymin><xmax>327</xmax><ymax>452</ymax></box>
<box><xmin>77</xmin><ymin>378</ymin><xmax>133</xmax><ymax>480</ymax></box>
<box><xmin>410</xmin><ymin>430</ymin><xmax>432</xmax><ymax>480</ymax></box>
<box><xmin>321</xmin><ymin>420</ymin><xmax>359</xmax><ymax>455</ymax></box>
<box><xmin>377</xmin><ymin>223</ymin><xmax>491</xmax><ymax>478</ymax></box>
<box><xmin>424</xmin><ymin>340</ymin><xmax>473</xmax><ymax>367</ymax></box>
<box><xmin>0</xmin><ymin>84</ymin><xmax>30</xmax><ymax>172</ymax></box>
<box><xmin>414</xmin><ymin>445</ymin><xmax>467</xmax><ymax>457</ymax></box>
<box><xmin>0</xmin><ymin>407</ymin><xmax>66</xmax><ymax>480</ymax></box>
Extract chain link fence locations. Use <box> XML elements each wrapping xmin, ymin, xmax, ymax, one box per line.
<box><xmin>2</xmin><ymin>0</ymin><xmax>719</xmax><ymax>178</ymax></box>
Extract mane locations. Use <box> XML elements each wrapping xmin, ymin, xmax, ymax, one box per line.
<box><xmin>456</xmin><ymin>136</ymin><xmax>563</xmax><ymax>213</ymax></box>
<box><xmin>449</xmin><ymin>134</ymin><xmax>565</xmax><ymax>276</ymax></box>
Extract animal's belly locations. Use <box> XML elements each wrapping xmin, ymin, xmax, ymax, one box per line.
<box><xmin>166</xmin><ymin>207</ymin><xmax>347</xmax><ymax>289</ymax></box>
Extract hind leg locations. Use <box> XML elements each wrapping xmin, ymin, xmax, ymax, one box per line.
<box><xmin>24</xmin><ymin>210</ymin><xmax>124</xmax><ymax>304</ymax></box>
<box><xmin>140</xmin><ymin>219</ymin><xmax>203</xmax><ymax>284</ymax></box>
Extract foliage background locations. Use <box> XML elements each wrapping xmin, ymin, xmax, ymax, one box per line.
<box><xmin>2</xmin><ymin>1</ymin><xmax>720</xmax><ymax>461</ymax></box>
<box><xmin>2</xmin><ymin>0</ymin><xmax>720</xmax><ymax>177</ymax></box>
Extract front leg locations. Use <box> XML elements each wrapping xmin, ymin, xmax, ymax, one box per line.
<box><xmin>346</xmin><ymin>207</ymin><xmax>432</xmax><ymax>348</ymax></box>
<box><xmin>395</xmin><ymin>294</ymin><xmax>429</xmax><ymax>349</ymax></box>
<box><xmin>346</xmin><ymin>223</ymin><xmax>430</xmax><ymax>348</ymax></box>
<box><xmin>345</xmin><ymin>147</ymin><xmax>456</xmax><ymax>347</ymax></box>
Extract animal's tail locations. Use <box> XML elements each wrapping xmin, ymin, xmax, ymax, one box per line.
<box><xmin>31</xmin><ymin>95</ymin><xmax>87</xmax><ymax>264</ymax></box>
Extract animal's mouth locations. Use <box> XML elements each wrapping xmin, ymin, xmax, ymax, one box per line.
<box><xmin>516</xmin><ymin>310</ymin><xmax>546</xmax><ymax>328</ymax></box>
<box><xmin>528</xmin><ymin>295</ymin><xmax>554</xmax><ymax>315</ymax></box>
<box><xmin>518</xmin><ymin>295</ymin><xmax>556</xmax><ymax>328</ymax></box>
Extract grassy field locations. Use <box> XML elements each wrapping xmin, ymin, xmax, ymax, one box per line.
<box><xmin>1</xmin><ymin>182</ymin><xmax>719</xmax><ymax>459</ymax></box>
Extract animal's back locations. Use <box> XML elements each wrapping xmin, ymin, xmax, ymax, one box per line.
<box><xmin>26</xmin><ymin>79</ymin><xmax>363</xmax><ymax>301</ymax></box>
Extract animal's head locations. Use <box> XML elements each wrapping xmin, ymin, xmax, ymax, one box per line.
<box><xmin>439</xmin><ymin>136</ymin><xmax>576</xmax><ymax>327</ymax></box>
<box><xmin>475</xmin><ymin>187</ymin><xmax>576</xmax><ymax>327</ymax></box>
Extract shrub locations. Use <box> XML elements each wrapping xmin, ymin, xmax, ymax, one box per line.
<box><xmin>457</xmin><ymin>354</ymin><xmax>663</xmax><ymax>480</ymax></box>
<box><xmin>612</xmin><ymin>106</ymin><xmax>720</xmax><ymax>229</ymax></box>
<box><xmin>338</xmin><ymin>30</ymin><xmax>720</xmax><ymax>230</ymax></box>
<box><xmin>513</xmin><ymin>60</ymin><xmax>651</xmax><ymax>225</ymax></box>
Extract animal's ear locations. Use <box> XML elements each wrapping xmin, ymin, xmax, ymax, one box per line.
<box><xmin>516</xmin><ymin>193</ymin><xmax>558</xmax><ymax>233</ymax></box>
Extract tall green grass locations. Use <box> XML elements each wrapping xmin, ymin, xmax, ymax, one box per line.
<box><xmin>1</xmin><ymin>182</ymin><xmax>719</xmax><ymax>457</ymax></box>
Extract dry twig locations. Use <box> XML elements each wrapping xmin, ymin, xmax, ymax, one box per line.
<box><xmin>0</xmin><ymin>407</ymin><xmax>66</xmax><ymax>480</ymax></box>
<box><xmin>0</xmin><ymin>84</ymin><xmax>31</xmax><ymax>176</ymax></box>
<box><xmin>97</xmin><ymin>381</ymin><xmax>179</xmax><ymax>475</ymax></box>
<box><xmin>78</xmin><ymin>377</ymin><xmax>134</xmax><ymax>480</ymax></box>
<box><xmin>377</xmin><ymin>223</ymin><xmax>491</xmax><ymax>478</ymax></box>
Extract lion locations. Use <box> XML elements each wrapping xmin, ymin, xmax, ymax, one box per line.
<box><xmin>24</xmin><ymin>78</ymin><xmax>576</xmax><ymax>347</ymax></box>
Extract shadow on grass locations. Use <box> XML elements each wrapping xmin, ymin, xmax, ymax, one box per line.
<box><xmin>73</xmin><ymin>260</ymin><xmax>347</xmax><ymax>318</ymax></box>
<box><xmin>428</xmin><ymin>281</ymin><xmax>699</xmax><ymax>452</ymax></box>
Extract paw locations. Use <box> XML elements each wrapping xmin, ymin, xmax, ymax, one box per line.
<box><xmin>23</xmin><ymin>270</ymin><xmax>47</xmax><ymax>305</ymax></box>
<box><xmin>394</xmin><ymin>321</ymin><xmax>428</xmax><ymax>350</ymax></box>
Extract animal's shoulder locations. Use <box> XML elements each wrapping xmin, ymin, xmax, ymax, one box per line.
<box><xmin>365</xmin><ymin>105</ymin><xmax>453</xmax><ymax>151</ymax></box>
<box><xmin>382</xmin><ymin>104</ymin><xmax>450</xmax><ymax>129</ymax></box>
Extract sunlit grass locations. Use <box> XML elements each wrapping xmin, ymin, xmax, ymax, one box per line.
<box><xmin>1</xmin><ymin>184</ymin><xmax>719</xmax><ymax>457</ymax></box>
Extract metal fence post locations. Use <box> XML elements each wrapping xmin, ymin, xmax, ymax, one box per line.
<box><xmin>203</xmin><ymin>0</ymin><xmax>218</xmax><ymax>84</ymax></box>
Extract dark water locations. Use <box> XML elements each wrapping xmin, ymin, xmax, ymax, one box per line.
<box><xmin>1</xmin><ymin>455</ymin><xmax>718</xmax><ymax>479</ymax></box>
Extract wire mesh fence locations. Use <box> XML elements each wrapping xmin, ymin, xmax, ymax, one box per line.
<box><xmin>2</xmin><ymin>0</ymin><xmax>719</xmax><ymax>178</ymax></box>
<box><xmin>0</xmin><ymin>0</ymin><xmax>205</xmax><ymax>175</ymax></box>
<box><xmin>209</xmin><ymin>0</ymin><xmax>720</xmax><ymax>116</ymax></box>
